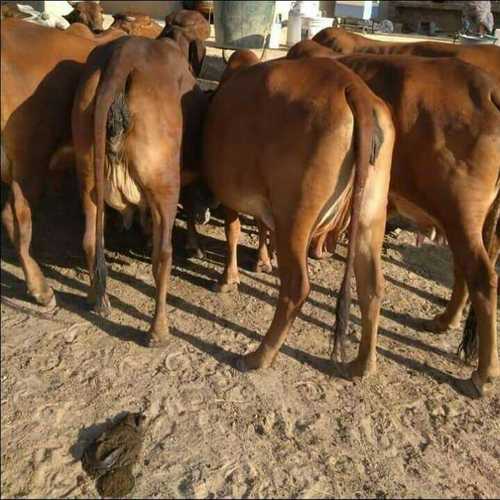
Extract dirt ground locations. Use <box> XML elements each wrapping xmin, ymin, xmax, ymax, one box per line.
<box><xmin>1</xmin><ymin>47</ymin><xmax>500</xmax><ymax>500</ymax></box>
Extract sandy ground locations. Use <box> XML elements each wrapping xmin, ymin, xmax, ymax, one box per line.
<box><xmin>1</xmin><ymin>47</ymin><xmax>500</xmax><ymax>500</ymax></box>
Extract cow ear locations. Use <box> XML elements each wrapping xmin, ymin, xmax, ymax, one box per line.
<box><xmin>67</xmin><ymin>1</ymin><xmax>78</xmax><ymax>6</ymax></box>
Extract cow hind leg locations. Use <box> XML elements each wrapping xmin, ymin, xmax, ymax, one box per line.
<box><xmin>344</xmin><ymin>212</ymin><xmax>386</xmax><ymax>379</ymax></box>
<box><xmin>146</xmin><ymin>185</ymin><xmax>178</xmax><ymax>347</ymax></box>
<box><xmin>185</xmin><ymin>216</ymin><xmax>205</xmax><ymax>259</ymax></box>
<box><xmin>308</xmin><ymin>231</ymin><xmax>328</xmax><ymax>260</ymax></box>
<box><xmin>1</xmin><ymin>180</ymin><xmax>55</xmax><ymax>307</ymax></box>
<box><xmin>240</xmin><ymin>224</ymin><xmax>310</xmax><ymax>370</ymax></box>
<box><xmin>81</xmin><ymin>185</ymin><xmax>111</xmax><ymax>315</ymax></box>
<box><xmin>214</xmin><ymin>207</ymin><xmax>241</xmax><ymax>293</ymax></box>
<box><xmin>425</xmin><ymin>254</ymin><xmax>468</xmax><ymax>333</ymax></box>
<box><xmin>448</xmin><ymin>229</ymin><xmax>499</xmax><ymax>396</ymax></box>
<box><xmin>252</xmin><ymin>220</ymin><xmax>273</xmax><ymax>273</ymax></box>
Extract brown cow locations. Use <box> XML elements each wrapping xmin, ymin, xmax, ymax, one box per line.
<box><xmin>110</xmin><ymin>12</ymin><xmax>163</xmax><ymax>38</ymax></box>
<box><xmin>161</xmin><ymin>10</ymin><xmax>210</xmax><ymax>77</ymax></box>
<box><xmin>64</xmin><ymin>1</ymin><xmax>104</xmax><ymax>32</ymax></box>
<box><xmin>1</xmin><ymin>19</ymin><xmax>102</xmax><ymax>307</ymax></box>
<box><xmin>202</xmin><ymin>53</ymin><xmax>395</xmax><ymax>374</ymax></box>
<box><xmin>215</xmin><ymin>50</ymin><xmax>276</xmax><ymax>275</ymax></box>
<box><xmin>288</xmin><ymin>41</ymin><xmax>500</xmax><ymax>396</ymax></box>
<box><xmin>65</xmin><ymin>22</ymin><xmax>126</xmax><ymax>42</ymax></box>
<box><xmin>72</xmin><ymin>36</ymin><xmax>207</xmax><ymax>345</ymax></box>
<box><xmin>313</xmin><ymin>27</ymin><xmax>500</xmax><ymax>83</ymax></box>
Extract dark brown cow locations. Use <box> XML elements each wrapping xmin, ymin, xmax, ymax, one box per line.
<box><xmin>202</xmin><ymin>53</ymin><xmax>395</xmax><ymax>374</ymax></box>
<box><xmin>288</xmin><ymin>41</ymin><xmax>500</xmax><ymax>396</ymax></box>
<box><xmin>64</xmin><ymin>1</ymin><xmax>104</xmax><ymax>32</ymax></box>
<box><xmin>313</xmin><ymin>27</ymin><xmax>500</xmax><ymax>83</ymax></box>
<box><xmin>1</xmin><ymin>19</ymin><xmax>101</xmax><ymax>307</ymax></box>
<box><xmin>72</xmin><ymin>36</ymin><xmax>207</xmax><ymax>345</ymax></box>
<box><xmin>161</xmin><ymin>10</ymin><xmax>210</xmax><ymax>77</ymax></box>
<box><xmin>110</xmin><ymin>12</ymin><xmax>163</xmax><ymax>38</ymax></box>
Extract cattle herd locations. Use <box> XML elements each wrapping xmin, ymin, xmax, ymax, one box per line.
<box><xmin>1</xmin><ymin>3</ymin><xmax>499</xmax><ymax>401</ymax></box>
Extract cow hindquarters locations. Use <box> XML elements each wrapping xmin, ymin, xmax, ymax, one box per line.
<box><xmin>1</xmin><ymin>178</ymin><xmax>55</xmax><ymax>307</ymax></box>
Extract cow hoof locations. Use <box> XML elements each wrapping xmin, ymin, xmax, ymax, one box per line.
<box><xmin>148</xmin><ymin>319</ymin><xmax>169</xmax><ymax>347</ymax></box>
<box><xmin>147</xmin><ymin>334</ymin><xmax>169</xmax><ymax>348</ymax></box>
<box><xmin>94</xmin><ymin>303</ymin><xmax>111</xmax><ymax>318</ymax></box>
<box><xmin>186</xmin><ymin>247</ymin><xmax>205</xmax><ymax>260</ymax></box>
<box><xmin>90</xmin><ymin>295</ymin><xmax>111</xmax><ymax>317</ymax></box>
<box><xmin>238</xmin><ymin>348</ymin><xmax>276</xmax><ymax>371</ymax></box>
<box><xmin>212</xmin><ymin>280</ymin><xmax>238</xmax><ymax>293</ymax></box>
<box><xmin>252</xmin><ymin>259</ymin><xmax>273</xmax><ymax>274</ymax></box>
<box><xmin>341</xmin><ymin>357</ymin><xmax>377</xmax><ymax>380</ymax></box>
<box><xmin>470</xmin><ymin>370</ymin><xmax>497</xmax><ymax>397</ymax></box>
<box><xmin>31</xmin><ymin>288</ymin><xmax>56</xmax><ymax>308</ymax></box>
<box><xmin>423</xmin><ymin>314</ymin><xmax>458</xmax><ymax>333</ymax></box>
<box><xmin>308</xmin><ymin>249</ymin><xmax>325</xmax><ymax>260</ymax></box>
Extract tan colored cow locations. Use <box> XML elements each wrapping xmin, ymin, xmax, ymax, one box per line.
<box><xmin>110</xmin><ymin>12</ymin><xmax>163</xmax><ymax>38</ymax></box>
<box><xmin>202</xmin><ymin>52</ymin><xmax>395</xmax><ymax>375</ymax></box>
<box><xmin>64</xmin><ymin>1</ymin><xmax>104</xmax><ymax>32</ymax></box>
<box><xmin>72</xmin><ymin>36</ymin><xmax>207</xmax><ymax>345</ymax></box>
<box><xmin>288</xmin><ymin>40</ymin><xmax>500</xmax><ymax>396</ymax></box>
<box><xmin>1</xmin><ymin>19</ymin><xmax>100</xmax><ymax>307</ymax></box>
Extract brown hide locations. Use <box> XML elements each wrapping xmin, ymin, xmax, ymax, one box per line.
<box><xmin>161</xmin><ymin>10</ymin><xmax>210</xmax><ymax>77</ymax></box>
<box><xmin>110</xmin><ymin>12</ymin><xmax>163</xmax><ymax>38</ymax></box>
<box><xmin>219</xmin><ymin>49</ymin><xmax>259</xmax><ymax>84</ymax></box>
<box><xmin>65</xmin><ymin>22</ymin><xmax>126</xmax><ymax>42</ymax></box>
<box><xmin>202</xmin><ymin>56</ymin><xmax>394</xmax><ymax>372</ymax></box>
<box><xmin>288</xmin><ymin>42</ymin><xmax>500</xmax><ymax>394</ymax></box>
<box><xmin>72</xmin><ymin>36</ymin><xmax>208</xmax><ymax>342</ymax></box>
<box><xmin>64</xmin><ymin>1</ymin><xmax>104</xmax><ymax>32</ymax></box>
<box><xmin>313</xmin><ymin>27</ymin><xmax>500</xmax><ymax>83</ymax></box>
<box><xmin>1</xmin><ymin>19</ymin><xmax>100</xmax><ymax>306</ymax></box>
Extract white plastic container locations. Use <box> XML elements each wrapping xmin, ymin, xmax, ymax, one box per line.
<box><xmin>286</xmin><ymin>8</ymin><xmax>302</xmax><ymax>46</ymax></box>
<box><xmin>301</xmin><ymin>16</ymin><xmax>334</xmax><ymax>40</ymax></box>
<box><xmin>269</xmin><ymin>18</ymin><xmax>282</xmax><ymax>48</ymax></box>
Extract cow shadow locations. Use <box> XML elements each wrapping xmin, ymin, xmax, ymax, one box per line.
<box><xmin>1</xmin><ymin>183</ymin><xmax>471</xmax><ymax>395</ymax></box>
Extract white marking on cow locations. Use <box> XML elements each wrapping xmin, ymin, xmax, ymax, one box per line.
<box><xmin>104</xmin><ymin>157</ymin><xmax>145</xmax><ymax>216</ymax></box>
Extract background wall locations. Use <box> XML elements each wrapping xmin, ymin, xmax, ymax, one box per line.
<box><xmin>99</xmin><ymin>0</ymin><xmax>182</xmax><ymax>18</ymax></box>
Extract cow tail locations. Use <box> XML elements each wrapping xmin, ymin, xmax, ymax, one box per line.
<box><xmin>332</xmin><ymin>85</ymin><xmax>384</xmax><ymax>361</ymax></box>
<box><xmin>458</xmin><ymin>187</ymin><xmax>500</xmax><ymax>362</ymax></box>
<box><xmin>458</xmin><ymin>87</ymin><xmax>500</xmax><ymax>362</ymax></box>
<box><xmin>92</xmin><ymin>54</ymin><xmax>134</xmax><ymax>312</ymax></box>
